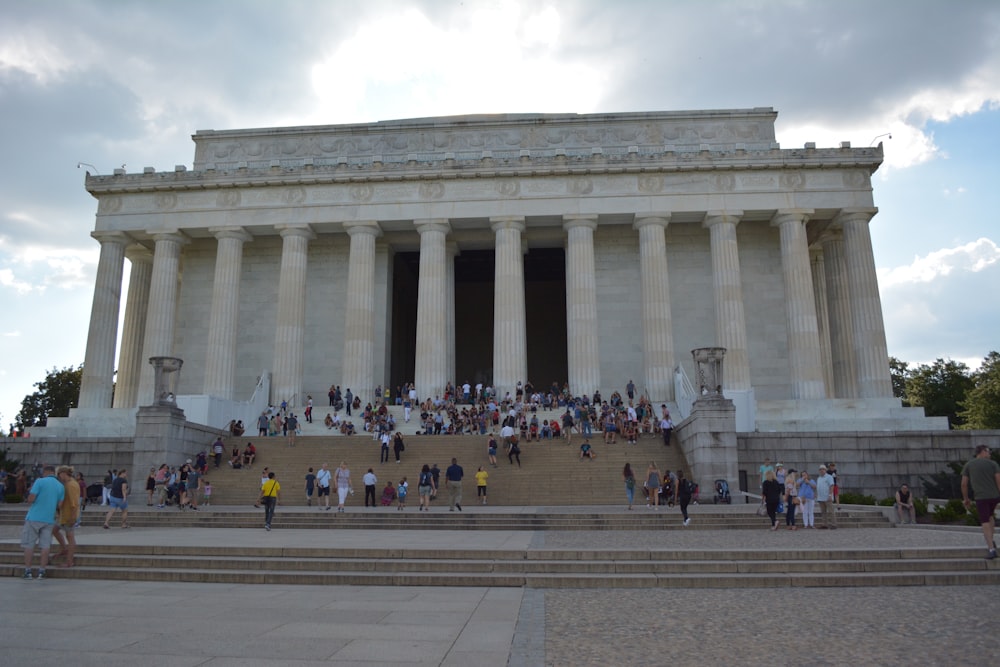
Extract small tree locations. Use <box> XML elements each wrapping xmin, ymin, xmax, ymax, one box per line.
<box><xmin>14</xmin><ymin>365</ymin><xmax>83</xmax><ymax>429</ymax></box>
<box><xmin>905</xmin><ymin>358</ymin><xmax>974</xmax><ymax>428</ymax></box>
<box><xmin>958</xmin><ymin>351</ymin><xmax>1000</xmax><ymax>430</ymax></box>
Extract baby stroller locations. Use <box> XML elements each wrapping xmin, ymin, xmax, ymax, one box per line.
<box><xmin>713</xmin><ymin>479</ymin><xmax>732</xmax><ymax>504</ymax></box>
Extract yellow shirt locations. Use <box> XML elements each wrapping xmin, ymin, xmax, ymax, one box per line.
<box><xmin>261</xmin><ymin>479</ymin><xmax>280</xmax><ymax>497</ymax></box>
<box><xmin>475</xmin><ymin>470</ymin><xmax>488</xmax><ymax>487</ymax></box>
<box><xmin>59</xmin><ymin>479</ymin><xmax>80</xmax><ymax>524</ymax></box>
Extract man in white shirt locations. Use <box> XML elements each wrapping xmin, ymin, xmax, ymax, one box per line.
<box><xmin>815</xmin><ymin>464</ymin><xmax>837</xmax><ymax>529</ymax></box>
<box><xmin>316</xmin><ymin>463</ymin><xmax>332</xmax><ymax>511</ymax></box>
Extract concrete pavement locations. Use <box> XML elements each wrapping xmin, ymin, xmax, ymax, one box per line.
<box><xmin>1</xmin><ymin>505</ymin><xmax>997</xmax><ymax>665</ymax></box>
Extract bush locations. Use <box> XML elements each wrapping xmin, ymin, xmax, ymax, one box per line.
<box><xmin>839</xmin><ymin>492</ymin><xmax>877</xmax><ymax>505</ymax></box>
<box><xmin>914</xmin><ymin>497</ymin><xmax>928</xmax><ymax>517</ymax></box>
<box><xmin>877</xmin><ymin>497</ymin><xmax>895</xmax><ymax>507</ymax></box>
<box><xmin>932</xmin><ymin>498</ymin><xmax>975</xmax><ymax>523</ymax></box>
<box><xmin>4</xmin><ymin>494</ymin><xmax>23</xmax><ymax>503</ymax></box>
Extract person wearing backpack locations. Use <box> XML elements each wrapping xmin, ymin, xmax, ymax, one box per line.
<box><xmin>677</xmin><ymin>471</ymin><xmax>695</xmax><ymax>526</ymax></box>
<box><xmin>417</xmin><ymin>464</ymin><xmax>435</xmax><ymax>511</ymax></box>
<box><xmin>396</xmin><ymin>478</ymin><xmax>408</xmax><ymax>511</ymax></box>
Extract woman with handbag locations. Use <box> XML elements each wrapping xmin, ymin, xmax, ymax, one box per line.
<box><xmin>784</xmin><ymin>469</ymin><xmax>799</xmax><ymax>530</ymax></box>
<box><xmin>260</xmin><ymin>471</ymin><xmax>280</xmax><ymax>531</ymax></box>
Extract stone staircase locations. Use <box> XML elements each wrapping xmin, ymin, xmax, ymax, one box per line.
<box><xmin>2</xmin><ymin>536</ymin><xmax>995</xmax><ymax>588</ymax></box>
<box><xmin>189</xmin><ymin>430</ymin><xmax>689</xmax><ymax>507</ymax></box>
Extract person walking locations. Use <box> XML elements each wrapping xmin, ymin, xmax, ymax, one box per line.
<box><xmin>316</xmin><ymin>463</ymin><xmax>332</xmax><ymax>510</ymax></box>
<box><xmin>393</xmin><ymin>432</ymin><xmax>405</xmax><ymax>464</ymax></box>
<box><xmin>445</xmin><ymin>457</ymin><xmax>464</xmax><ymax>512</ymax></box>
<box><xmin>305</xmin><ymin>467</ymin><xmax>316</xmax><ymax>506</ymax></box>
<box><xmin>677</xmin><ymin>470</ymin><xmax>694</xmax><ymax>526</ymax></box>
<box><xmin>961</xmin><ymin>444</ymin><xmax>1000</xmax><ymax>559</ymax></box>
<box><xmin>762</xmin><ymin>470</ymin><xmax>783</xmax><ymax>530</ymax></box>
<box><xmin>417</xmin><ymin>464</ymin><xmax>435</xmax><ymax>511</ymax></box>
<box><xmin>52</xmin><ymin>465</ymin><xmax>80</xmax><ymax>568</ymax></box>
<box><xmin>103</xmin><ymin>468</ymin><xmax>130</xmax><ymax>529</ymax></box>
<box><xmin>784</xmin><ymin>469</ymin><xmax>799</xmax><ymax>530</ymax></box>
<box><xmin>334</xmin><ymin>461</ymin><xmax>352</xmax><ymax>513</ymax></box>
<box><xmin>487</xmin><ymin>433</ymin><xmax>498</xmax><ymax>467</ymax></box>
<box><xmin>286</xmin><ymin>413</ymin><xmax>299</xmax><ymax>447</ymax></box>
<box><xmin>475</xmin><ymin>466</ymin><xmax>489</xmax><ymax>505</ymax></box>
<box><xmin>380</xmin><ymin>430</ymin><xmax>391</xmax><ymax>464</ymax></box>
<box><xmin>623</xmin><ymin>463</ymin><xmax>636</xmax><ymax>510</ymax></box>
<box><xmin>645</xmin><ymin>462</ymin><xmax>661</xmax><ymax>509</ymax></box>
<box><xmin>260</xmin><ymin>471</ymin><xmax>280</xmax><ymax>531</ymax></box>
<box><xmin>363</xmin><ymin>468</ymin><xmax>378</xmax><ymax>507</ymax></box>
<box><xmin>21</xmin><ymin>464</ymin><xmax>64</xmax><ymax>579</ymax></box>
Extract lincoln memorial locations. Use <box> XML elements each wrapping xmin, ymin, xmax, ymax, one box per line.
<box><xmin>56</xmin><ymin>108</ymin><xmax>946</xmax><ymax>446</ymax></box>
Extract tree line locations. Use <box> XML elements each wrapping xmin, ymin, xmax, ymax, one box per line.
<box><xmin>890</xmin><ymin>351</ymin><xmax>1000</xmax><ymax>429</ymax></box>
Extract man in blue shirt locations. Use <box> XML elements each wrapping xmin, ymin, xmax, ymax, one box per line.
<box><xmin>445</xmin><ymin>458</ymin><xmax>464</xmax><ymax>512</ymax></box>
<box><xmin>22</xmin><ymin>464</ymin><xmax>65</xmax><ymax>580</ymax></box>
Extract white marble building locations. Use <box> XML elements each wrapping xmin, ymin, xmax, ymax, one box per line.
<box><xmin>70</xmin><ymin>108</ymin><xmax>944</xmax><ymax>433</ymax></box>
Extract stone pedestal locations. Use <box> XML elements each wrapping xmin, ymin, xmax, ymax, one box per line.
<box><xmin>676</xmin><ymin>398</ymin><xmax>739</xmax><ymax>498</ymax></box>
<box><xmin>132</xmin><ymin>403</ymin><xmax>188</xmax><ymax>476</ymax></box>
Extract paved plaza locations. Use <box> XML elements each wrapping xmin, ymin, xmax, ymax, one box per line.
<box><xmin>1</xmin><ymin>509</ymin><xmax>998</xmax><ymax>665</ymax></box>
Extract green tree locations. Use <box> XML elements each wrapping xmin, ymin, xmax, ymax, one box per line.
<box><xmin>958</xmin><ymin>351</ymin><xmax>1000</xmax><ymax>429</ymax></box>
<box><xmin>889</xmin><ymin>356</ymin><xmax>910</xmax><ymax>405</ymax></box>
<box><xmin>904</xmin><ymin>358</ymin><xmax>974</xmax><ymax>428</ymax></box>
<box><xmin>14</xmin><ymin>365</ymin><xmax>83</xmax><ymax>429</ymax></box>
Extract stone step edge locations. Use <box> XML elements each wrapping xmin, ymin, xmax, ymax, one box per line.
<box><xmin>5</xmin><ymin>566</ymin><xmax>998</xmax><ymax>588</ymax></box>
<box><xmin>0</xmin><ymin>545</ymin><xmax>981</xmax><ymax>561</ymax></box>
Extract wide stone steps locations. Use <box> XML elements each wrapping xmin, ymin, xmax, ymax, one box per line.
<box><xmin>0</xmin><ymin>508</ymin><xmax>891</xmax><ymax>530</ymax></box>
<box><xmin>2</xmin><ymin>543</ymin><xmax>995</xmax><ymax>588</ymax></box>
<box><xmin>196</xmin><ymin>432</ymin><xmax>689</xmax><ymax>506</ymax></box>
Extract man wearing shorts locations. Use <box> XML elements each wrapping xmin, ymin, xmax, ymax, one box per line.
<box><xmin>316</xmin><ymin>463</ymin><xmax>332</xmax><ymax>510</ymax></box>
<box><xmin>21</xmin><ymin>464</ymin><xmax>65</xmax><ymax>579</ymax></box>
<box><xmin>52</xmin><ymin>465</ymin><xmax>81</xmax><ymax>567</ymax></box>
<box><xmin>961</xmin><ymin>444</ymin><xmax>1000</xmax><ymax>559</ymax></box>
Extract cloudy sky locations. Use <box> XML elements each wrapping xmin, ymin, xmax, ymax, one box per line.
<box><xmin>1</xmin><ymin>0</ymin><xmax>998</xmax><ymax>425</ymax></box>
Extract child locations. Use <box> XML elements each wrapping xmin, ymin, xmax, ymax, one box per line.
<box><xmin>476</xmin><ymin>466</ymin><xmax>489</xmax><ymax>505</ymax></box>
<box><xmin>397</xmin><ymin>478</ymin><xmax>408</xmax><ymax>510</ymax></box>
<box><xmin>202</xmin><ymin>481</ymin><xmax>212</xmax><ymax>506</ymax></box>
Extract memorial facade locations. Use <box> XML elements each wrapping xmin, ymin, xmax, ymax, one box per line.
<box><xmin>74</xmin><ymin>108</ymin><xmax>936</xmax><ymax>432</ymax></box>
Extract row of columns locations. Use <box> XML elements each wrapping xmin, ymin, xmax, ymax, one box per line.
<box><xmin>76</xmin><ymin>207</ymin><xmax>892</xmax><ymax>413</ymax></box>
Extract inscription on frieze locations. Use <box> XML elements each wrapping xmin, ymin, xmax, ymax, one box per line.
<box><xmin>217</xmin><ymin>190</ymin><xmax>241</xmax><ymax>208</ymax></box>
<box><xmin>780</xmin><ymin>172</ymin><xmax>805</xmax><ymax>190</ymax></box>
<box><xmin>418</xmin><ymin>182</ymin><xmax>445</xmax><ymax>200</ymax></box>
<box><xmin>739</xmin><ymin>174</ymin><xmax>776</xmax><ymax>188</ymax></box>
<box><xmin>350</xmin><ymin>184</ymin><xmax>374</xmax><ymax>202</ymax></box>
<box><xmin>154</xmin><ymin>193</ymin><xmax>177</xmax><ymax>210</ymax></box>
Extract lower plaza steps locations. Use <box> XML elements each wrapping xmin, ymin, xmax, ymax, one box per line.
<box><xmin>2</xmin><ymin>522</ymin><xmax>997</xmax><ymax>588</ymax></box>
<box><xmin>4</xmin><ymin>430</ymin><xmax>996</xmax><ymax>588</ymax></box>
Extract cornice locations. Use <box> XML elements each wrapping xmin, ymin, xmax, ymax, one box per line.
<box><xmin>85</xmin><ymin>146</ymin><xmax>883</xmax><ymax>196</ymax></box>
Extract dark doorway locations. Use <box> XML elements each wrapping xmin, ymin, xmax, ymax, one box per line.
<box><xmin>390</xmin><ymin>246</ymin><xmax>568</xmax><ymax>391</ymax></box>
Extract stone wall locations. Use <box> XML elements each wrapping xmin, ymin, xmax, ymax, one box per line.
<box><xmin>738</xmin><ymin>430</ymin><xmax>1000</xmax><ymax>500</ymax></box>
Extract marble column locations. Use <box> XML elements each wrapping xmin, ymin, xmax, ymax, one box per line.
<box><xmin>634</xmin><ymin>213</ymin><xmax>675</xmax><ymax>402</ymax></box>
<box><xmin>414</xmin><ymin>219</ymin><xmax>450</xmax><ymax>401</ymax></box>
<box><xmin>771</xmin><ymin>209</ymin><xmax>825</xmax><ymax>399</ymax></box>
<box><xmin>137</xmin><ymin>231</ymin><xmax>189</xmax><ymax>405</ymax></box>
<box><xmin>342</xmin><ymin>221</ymin><xmax>382</xmax><ymax>405</ymax></box>
<box><xmin>810</xmin><ymin>248</ymin><xmax>835</xmax><ymax>398</ymax></box>
<box><xmin>271</xmin><ymin>224</ymin><xmax>314</xmax><ymax>406</ymax></box>
<box><xmin>820</xmin><ymin>230</ymin><xmax>857</xmax><ymax>398</ymax></box>
<box><xmin>113</xmin><ymin>245</ymin><xmax>153</xmax><ymax>408</ymax></box>
<box><xmin>703</xmin><ymin>211</ymin><xmax>751</xmax><ymax>391</ymax></box>
<box><xmin>563</xmin><ymin>215</ymin><xmax>601</xmax><ymax>397</ymax></box>
<box><xmin>838</xmin><ymin>207</ymin><xmax>893</xmax><ymax>398</ymax></box>
<box><xmin>204</xmin><ymin>227</ymin><xmax>253</xmax><ymax>400</ymax></box>
<box><xmin>446</xmin><ymin>242</ymin><xmax>458</xmax><ymax>388</ymax></box>
<box><xmin>78</xmin><ymin>231</ymin><xmax>129</xmax><ymax>409</ymax></box>
<box><xmin>491</xmin><ymin>216</ymin><xmax>527</xmax><ymax>398</ymax></box>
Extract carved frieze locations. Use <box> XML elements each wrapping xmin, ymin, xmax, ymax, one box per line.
<box><xmin>154</xmin><ymin>193</ymin><xmax>177</xmax><ymax>210</ymax></box>
<box><xmin>193</xmin><ymin>110</ymin><xmax>779</xmax><ymax>169</ymax></box>
<box><xmin>217</xmin><ymin>190</ymin><xmax>241</xmax><ymax>208</ymax></box>
<box><xmin>418</xmin><ymin>182</ymin><xmax>445</xmax><ymax>200</ymax></box>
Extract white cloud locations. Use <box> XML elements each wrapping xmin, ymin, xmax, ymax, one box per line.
<box><xmin>878</xmin><ymin>238</ymin><xmax>1000</xmax><ymax>288</ymax></box>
